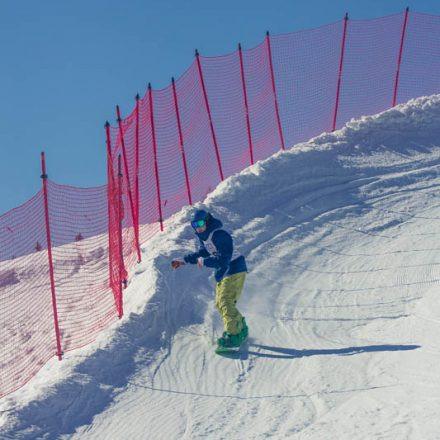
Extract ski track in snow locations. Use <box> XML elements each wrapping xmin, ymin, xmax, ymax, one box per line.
<box><xmin>2</xmin><ymin>95</ymin><xmax>440</xmax><ymax>439</ymax></box>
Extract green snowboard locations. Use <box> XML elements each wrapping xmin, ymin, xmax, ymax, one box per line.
<box><xmin>215</xmin><ymin>335</ymin><xmax>248</xmax><ymax>355</ymax></box>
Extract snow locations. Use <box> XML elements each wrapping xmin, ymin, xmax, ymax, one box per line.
<box><xmin>2</xmin><ymin>95</ymin><xmax>440</xmax><ymax>439</ymax></box>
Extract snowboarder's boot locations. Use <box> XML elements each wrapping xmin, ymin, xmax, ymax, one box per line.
<box><xmin>217</xmin><ymin>332</ymin><xmax>241</xmax><ymax>348</ymax></box>
<box><xmin>240</xmin><ymin>317</ymin><xmax>248</xmax><ymax>341</ymax></box>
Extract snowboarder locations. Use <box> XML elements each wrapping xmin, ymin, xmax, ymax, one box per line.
<box><xmin>171</xmin><ymin>209</ymin><xmax>248</xmax><ymax>350</ymax></box>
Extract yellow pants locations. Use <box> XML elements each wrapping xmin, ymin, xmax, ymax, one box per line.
<box><xmin>215</xmin><ymin>272</ymin><xmax>246</xmax><ymax>335</ymax></box>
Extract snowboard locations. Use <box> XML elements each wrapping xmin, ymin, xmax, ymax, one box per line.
<box><xmin>215</xmin><ymin>335</ymin><xmax>248</xmax><ymax>356</ymax></box>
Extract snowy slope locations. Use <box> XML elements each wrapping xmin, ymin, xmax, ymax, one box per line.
<box><xmin>2</xmin><ymin>95</ymin><xmax>440</xmax><ymax>439</ymax></box>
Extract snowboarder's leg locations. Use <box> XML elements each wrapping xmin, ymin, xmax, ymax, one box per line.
<box><xmin>215</xmin><ymin>272</ymin><xmax>246</xmax><ymax>336</ymax></box>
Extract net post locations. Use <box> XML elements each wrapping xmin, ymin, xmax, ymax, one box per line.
<box><xmin>238</xmin><ymin>43</ymin><xmax>254</xmax><ymax>165</ymax></box>
<box><xmin>117</xmin><ymin>154</ymin><xmax>125</xmax><ymax>317</ymax></box>
<box><xmin>105</xmin><ymin>122</ymin><xmax>124</xmax><ymax>317</ymax></box>
<box><xmin>332</xmin><ymin>13</ymin><xmax>349</xmax><ymax>132</ymax></box>
<box><xmin>134</xmin><ymin>94</ymin><xmax>141</xmax><ymax>262</ymax></box>
<box><xmin>40</xmin><ymin>152</ymin><xmax>63</xmax><ymax>361</ymax></box>
<box><xmin>266</xmin><ymin>31</ymin><xmax>285</xmax><ymax>151</ymax></box>
<box><xmin>116</xmin><ymin>105</ymin><xmax>142</xmax><ymax>263</ymax></box>
<box><xmin>195</xmin><ymin>49</ymin><xmax>225</xmax><ymax>181</ymax></box>
<box><xmin>148</xmin><ymin>83</ymin><xmax>164</xmax><ymax>231</ymax></box>
<box><xmin>172</xmin><ymin>77</ymin><xmax>193</xmax><ymax>205</ymax></box>
<box><xmin>393</xmin><ymin>7</ymin><xmax>410</xmax><ymax>107</ymax></box>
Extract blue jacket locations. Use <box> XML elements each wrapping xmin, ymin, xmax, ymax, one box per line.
<box><xmin>184</xmin><ymin>216</ymin><xmax>247</xmax><ymax>282</ymax></box>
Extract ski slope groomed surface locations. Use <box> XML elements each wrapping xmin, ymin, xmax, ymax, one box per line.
<box><xmin>2</xmin><ymin>95</ymin><xmax>440</xmax><ymax>439</ymax></box>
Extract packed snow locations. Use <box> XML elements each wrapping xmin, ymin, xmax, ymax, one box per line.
<box><xmin>2</xmin><ymin>95</ymin><xmax>440</xmax><ymax>439</ymax></box>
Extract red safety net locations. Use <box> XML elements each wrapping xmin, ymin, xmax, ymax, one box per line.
<box><xmin>46</xmin><ymin>180</ymin><xmax>118</xmax><ymax>352</ymax></box>
<box><xmin>0</xmin><ymin>190</ymin><xmax>55</xmax><ymax>397</ymax></box>
<box><xmin>109</xmin><ymin>11</ymin><xmax>440</xmax><ymax>275</ymax></box>
<box><xmin>398</xmin><ymin>12</ymin><xmax>440</xmax><ymax>104</ymax></box>
<box><xmin>0</xmin><ymin>182</ymin><xmax>118</xmax><ymax>398</ymax></box>
<box><xmin>2</xmin><ymin>10</ymin><xmax>440</xmax><ymax>399</ymax></box>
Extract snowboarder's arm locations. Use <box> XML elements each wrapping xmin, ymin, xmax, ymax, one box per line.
<box><xmin>183</xmin><ymin>240</ymin><xmax>210</xmax><ymax>264</ymax></box>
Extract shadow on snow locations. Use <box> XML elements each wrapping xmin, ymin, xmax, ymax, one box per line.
<box><xmin>217</xmin><ymin>341</ymin><xmax>420</xmax><ymax>360</ymax></box>
<box><xmin>244</xmin><ymin>343</ymin><xmax>421</xmax><ymax>360</ymax></box>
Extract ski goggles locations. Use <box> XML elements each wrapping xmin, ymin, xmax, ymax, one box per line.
<box><xmin>191</xmin><ymin>219</ymin><xmax>206</xmax><ymax>229</ymax></box>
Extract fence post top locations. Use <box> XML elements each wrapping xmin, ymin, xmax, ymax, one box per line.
<box><xmin>238</xmin><ymin>42</ymin><xmax>242</xmax><ymax>50</ymax></box>
<box><xmin>195</xmin><ymin>49</ymin><xmax>199</xmax><ymax>57</ymax></box>
<box><xmin>40</xmin><ymin>151</ymin><xmax>48</xmax><ymax>179</ymax></box>
<box><xmin>135</xmin><ymin>93</ymin><xmax>140</xmax><ymax>101</ymax></box>
<box><xmin>116</xmin><ymin>105</ymin><xmax>122</xmax><ymax>123</ymax></box>
<box><xmin>345</xmin><ymin>12</ymin><xmax>349</xmax><ymax>20</ymax></box>
<box><xmin>148</xmin><ymin>82</ymin><xmax>152</xmax><ymax>91</ymax></box>
<box><xmin>104</xmin><ymin>121</ymin><xmax>110</xmax><ymax>128</ymax></box>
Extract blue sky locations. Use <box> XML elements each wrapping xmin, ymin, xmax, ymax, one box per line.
<box><xmin>0</xmin><ymin>0</ymin><xmax>439</xmax><ymax>214</ymax></box>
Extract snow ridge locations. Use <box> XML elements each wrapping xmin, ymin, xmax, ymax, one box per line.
<box><xmin>2</xmin><ymin>95</ymin><xmax>440</xmax><ymax>439</ymax></box>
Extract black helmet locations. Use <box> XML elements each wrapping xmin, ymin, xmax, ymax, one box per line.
<box><xmin>190</xmin><ymin>209</ymin><xmax>211</xmax><ymax>228</ymax></box>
